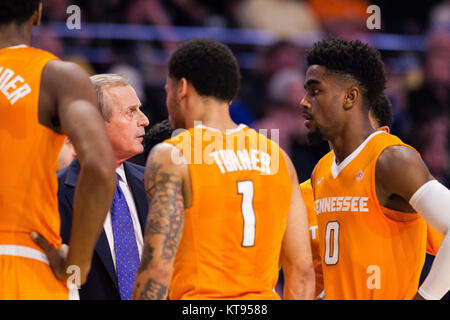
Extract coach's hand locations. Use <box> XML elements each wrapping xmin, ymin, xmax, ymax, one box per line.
<box><xmin>31</xmin><ymin>232</ymin><xmax>69</xmax><ymax>281</ymax></box>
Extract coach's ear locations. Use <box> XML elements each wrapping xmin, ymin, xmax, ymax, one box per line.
<box><xmin>343</xmin><ymin>86</ymin><xmax>359</xmax><ymax>110</ymax></box>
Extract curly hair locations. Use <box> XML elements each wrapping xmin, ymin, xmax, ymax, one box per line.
<box><xmin>370</xmin><ymin>93</ymin><xmax>393</xmax><ymax>129</ymax></box>
<box><xmin>0</xmin><ymin>0</ymin><xmax>41</xmax><ymax>25</ymax></box>
<box><xmin>168</xmin><ymin>38</ymin><xmax>241</xmax><ymax>102</ymax></box>
<box><xmin>306</xmin><ymin>39</ymin><xmax>386</xmax><ymax>106</ymax></box>
<box><xmin>143</xmin><ymin>120</ymin><xmax>174</xmax><ymax>160</ymax></box>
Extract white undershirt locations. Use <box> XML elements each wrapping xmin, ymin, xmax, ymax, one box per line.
<box><xmin>103</xmin><ymin>164</ymin><xmax>144</xmax><ymax>270</ymax></box>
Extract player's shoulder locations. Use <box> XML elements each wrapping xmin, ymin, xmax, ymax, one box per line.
<box><xmin>370</xmin><ymin>131</ymin><xmax>407</xmax><ymax>148</ymax></box>
<box><xmin>377</xmin><ymin>144</ymin><xmax>423</xmax><ymax>172</ymax></box>
<box><xmin>147</xmin><ymin>142</ymin><xmax>186</xmax><ymax>169</ymax></box>
<box><xmin>42</xmin><ymin>59</ymin><xmax>88</xmax><ymax>79</ymax></box>
<box><xmin>26</xmin><ymin>46</ymin><xmax>60</xmax><ymax>59</ymax></box>
<box><xmin>375</xmin><ymin>131</ymin><xmax>421</xmax><ymax>168</ymax></box>
<box><xmin>315</xmin><ymin>149</ymin><xmax>335</xmax><ymax>169</ymax></box>
<box><xmin>3</xmin><ymin>46</ymin><xmax>59</xmax><ymax>62</ymax></box>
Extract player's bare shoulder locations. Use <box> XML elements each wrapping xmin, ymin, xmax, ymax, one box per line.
<box><xmin>38</xmin><ymin>60</ymin><xmax>96</xmax><ymax>133</ymax></box>
<box><xmin>376</xmin><ymin>145</ymin><xmax>434</xmax><ymax>201</ymax></box>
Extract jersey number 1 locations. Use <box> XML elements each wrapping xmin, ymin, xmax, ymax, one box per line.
<box><xmin>237</xmin><ymin>181</ymin><xmax>256</xmax><ymax>247</ymax></box>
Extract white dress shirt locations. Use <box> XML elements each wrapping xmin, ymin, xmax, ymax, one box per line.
<box><xmin>103</xmin><ymin>164</ymin><xmax>144</xmax><ymax>270</ymax></box>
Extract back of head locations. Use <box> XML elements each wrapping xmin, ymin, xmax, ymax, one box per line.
<box><xmin>370</xmin><ymin>94</ymin><xmax>393</xmax><ymax>129</ymax></box>
<box><xmin>0</xmin><ymin>0</ymin><xmax>41</xmax><ymax>26</ymax></box>
<box><xmin>168</xmin><ymin>38</ymin><xmax>241</xmax><ymax>103</ymax></box>
<box><xmin>143</xmin><ymin>120</ymin><xmax>174</xmax><ymax>160</ymax></box>
<box><xmin>306</xmin><ymin>38</ymin><xmax>386</xmax><ymax>106</ymax></box>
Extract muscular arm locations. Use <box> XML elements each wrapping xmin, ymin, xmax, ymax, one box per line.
<box><xmin>279</xmin><ymin>150</ymin><xmax>315</xmax><ymax>300</ymax></box>
<box><xmin>376</xmin><ymin>145</ymin><xmax>450</xmax><ymax>299</ymax></box>
<box><xmin>37</xmin><ymin>60</ymin><xmax>116</xmax><ymax>284</ymax></box>
<box><xmin>375</xmin><ymin>145</ymin><xmax>434</xmax><ymax>210</ymax></box>
<box><xmin>133</xmin><ymin>143</ymin><xmax>186</xmax><ymax>300</ymax></box>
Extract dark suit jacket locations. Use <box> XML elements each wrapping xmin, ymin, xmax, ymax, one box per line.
<box><xmin>57</xmin><ymin>159</ymin><xmax>148</xmax><ymax>300</ymax></box>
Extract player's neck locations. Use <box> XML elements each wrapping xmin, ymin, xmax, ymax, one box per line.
<box><xmin>330</xmin><ymin>121</ymin><xmax>375</xmax><ymax>165</ymax></box>
<box><xmin>186</xmin><ymin>99</ymin><xmax>238</xmax><ymax>132</ymax></box>
<box><xmin>0</xmin><ymin>23</ymin><xmax>32</xmax><ymax>49</ymax></box>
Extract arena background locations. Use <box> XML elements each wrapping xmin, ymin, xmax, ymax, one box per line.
<box><xmin>35</xmin><ymin>0</ymin><xmax>450</xmax><ymax>186</ymax></box>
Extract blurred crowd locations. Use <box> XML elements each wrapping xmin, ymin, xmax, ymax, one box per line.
<box><xmin>36</xmin><ymin>0</ymin><xmax>450</xmax><ymax>186</ymax></box>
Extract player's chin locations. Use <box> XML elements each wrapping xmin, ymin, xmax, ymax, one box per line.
<box><xmin>306</xmin><ymin>129</ymin><xmax>324</xmax><ymax>146</ymax></box>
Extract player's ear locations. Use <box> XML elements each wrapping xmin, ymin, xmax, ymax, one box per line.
<box><xmin>343</xmin><ymin>87</ymin><xmax>359</xmax><ymax>110</ymax></box>
<box><xmin>32</xmin><ymin>2</ymin><xmax>43</xmax><ymax>27</ymax></box>
<box><xmin>177</xmin><ymin>78</ymin><xmax>188</xmax><ymax>101</ymax></box>
<box><xmin>377</xmin><ymin>125</ymin><xmax>390</xmax><ymax>133</ymax></box>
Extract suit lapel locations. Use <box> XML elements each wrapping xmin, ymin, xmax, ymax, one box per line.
<box><xmin>94</xmin><ymin>231</ymin><xmax>119</xmax><ymax>290</ymax></box>
<box><xmin>64</xmin><ymin>158</ymin><xmax>119</xmax><ymax>290</ymax></box>
<box><xmin>123</xmin><ymin>162</ymin><xmax>148</xmax><ymax>234</ymax></box>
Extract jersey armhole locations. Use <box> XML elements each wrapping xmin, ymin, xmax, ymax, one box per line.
<box><xmin>371</xmin><ymin>143</ymin><xmax>421</xmax><ymax>223</ymax></box>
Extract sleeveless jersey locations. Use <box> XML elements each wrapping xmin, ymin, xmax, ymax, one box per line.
<box><xmin>426</xmin><ymin>225</ymin><xmax>443</xmax><ymax>255</ymax></box>
<box><xmin>312</xmin><ymin>131</ymin><xmax>427</xmax><ymax>300</ymax></box>
<box><xmin>165</xmin><ymin>125</ymin><xmax>292</xmax><ymax>300</ymax></box>
<box><xmin>300</xmin><ymin>179</ymin><xmax>324</xmax><ymax>298</ymax></box>
<box><xmin>0</xmin><ymin>46</ymin><xmax>64</xmax><ymax>251</ymax></box>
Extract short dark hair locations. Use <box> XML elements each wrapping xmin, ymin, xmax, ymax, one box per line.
<box><xmin>306</xmin><ymin>39</ymin><xmax>386</xmax><ymax>106</ymax></box>
<box><xmin>370</xmin><ymin>94</ymin><xmax>393</xmax><ymax>129</ymax></box>
<box><xmin>168</xmin><ymin>38</ymin><xmax>241</xmax><ymax>102</ymax></box>
<box><xmin>143</xmin><ymin>120</ymin><xmax>174</xmax><ymax>160</ymax></box>
<box><xmin>0</xmin><ymin>0</ymin><xmax>41</xmax><ymax>25</ymax></box>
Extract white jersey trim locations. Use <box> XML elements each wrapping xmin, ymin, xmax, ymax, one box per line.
<box><xmin>6</xmin><ymin>44</ymin><xmax>28</xmax><ymax>49</ymax></box>
<box><xmin>331</xmin><ymin>131</ymin><xmax>383</xmax><ymax>178</ymax></box>
<box><xmin>194</xmin><ymin>123</ymin><xmax>247</xmax><ymax>135</ymax></box>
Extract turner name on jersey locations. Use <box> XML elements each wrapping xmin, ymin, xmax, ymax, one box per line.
<box><xmin>314</xmin><ymin>196</ymin><xmax>369</xmax><ymax>215</ymax></box>
<box><xmin>210</xmin><ymin>149</ymin><xmax>272</xmax><ymax>174</ymax></box>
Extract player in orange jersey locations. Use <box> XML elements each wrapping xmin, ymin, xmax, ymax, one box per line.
<box><xmin>0</xmin><ymin>0</ymin><xmax>116</xmax><ymax>299</ymax></box>
<box><xmin>299</xmin><ymin>179</ymin><xmax>323</xmax><ymax>299</ymax></box>
<box><xmin>302</xmin><ymin>93</ymin><xmax>446</xmax><ymax>299</ymax></box>
<box><xmin>301</xmin><ymin>39</ymin><xmax>450</xmax><ymax>300</ymax></box>
<box><xmin>133</xmin><ymin>38</ymin><xmax>315</xmax><ymax>300</ymax></box>
<box><xmin>300</xmin><ymin>93</ymin><xmax>393</xmax><ymax>299</ymax></box>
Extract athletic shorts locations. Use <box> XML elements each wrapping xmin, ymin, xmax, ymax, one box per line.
<box><xmin>0</xmin><ymin>245</ymin><xmax>79</xmax><ymax>300</ymax></box>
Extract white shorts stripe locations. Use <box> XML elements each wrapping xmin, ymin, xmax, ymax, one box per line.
<box><xmin>0</xmin><ymin>244</ymin><xmax>49</xmax><ymax>264</ymax></box>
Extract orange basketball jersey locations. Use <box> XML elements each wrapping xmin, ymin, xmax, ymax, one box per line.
<box><xmin>426</xmin><ymin>225</ymin><xmax>443</xmax><ymax>256</ymax></box>
<box><xmin>0</xmin><ymin>46</ymin><xmax>64</xmax><ymax>253</ymax></box>
<box><xmin>165</xmin><ymin>124</ymin><xmax>292</xmax><ymax>300</ymax></box>
<box><xmin>299</xmin><ymin>179</ymin><xmax>324</xmax><ymax>298</ymax></box>
<box><xmin>312</xmin><ymin>131</ymin><xmax>427</xmax><ymax>300</ymax></box>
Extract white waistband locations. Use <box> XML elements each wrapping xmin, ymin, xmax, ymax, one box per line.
<box><xmin>0</xmin><ymin>245</ymin><xmax>49</xmax><ymax>264</ymax></box>
<box><xmin>0</xmin><ymin>245</ymin><xmax>80</xmax><ymax>300</ymax></box>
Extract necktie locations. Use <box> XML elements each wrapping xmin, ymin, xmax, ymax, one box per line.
<box><xmin>110</xmin><ymin>175</ymin><xmax>140</xmax><ymax>300</ymax></box>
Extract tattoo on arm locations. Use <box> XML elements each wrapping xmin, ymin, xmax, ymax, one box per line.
<box><xmin>144</xmin><ymin>162</ymin><xmax>184</xmax><ymax>259</ymax></box>
<box><xmin>134</xmin><ymin>152</ymin><xmax>185</xmax><ymax>300</ymax></box>
<box><xmin>136</xmin><ymin>278</ymin><xmax>168</xmax><ymax>300</ymax></box>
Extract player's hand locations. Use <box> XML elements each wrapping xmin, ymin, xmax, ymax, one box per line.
<box><xmin>31</xmin><ymin>232</ymin><xmax>69</xmax><ymax>281</ymax></box>
<box><xmin>413</xmin><ymin>292</ymin><xmax>425</xmax><ymax>300</ymax></box>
